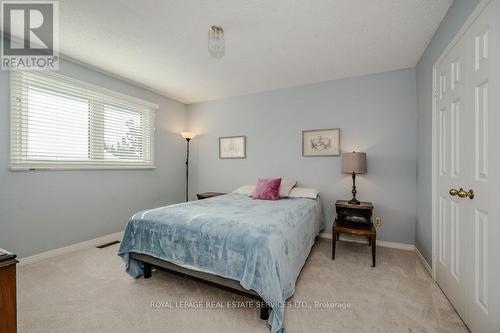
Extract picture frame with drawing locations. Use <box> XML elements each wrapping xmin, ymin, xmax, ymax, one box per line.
<box><xmin>219</xmin><ymin>136</ymin><xmax>246</xmax><ymax>159</ymax></box>
<box><xmin>302</xmin><ymin>128</ymin><xmax>340</xmax><ymax>157</ymax></box>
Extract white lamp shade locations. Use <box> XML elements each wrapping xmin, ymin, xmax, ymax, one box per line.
<box><xmin>181</xmin><ymin>132</ymin><xmax>196</xmax><ymax>140</ymax></box>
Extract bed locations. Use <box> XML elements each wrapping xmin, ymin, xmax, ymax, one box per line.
<box><xmin>118</xmin><ymin>192</ymin><xmax>324</xmax><ymax>333</ymax></box>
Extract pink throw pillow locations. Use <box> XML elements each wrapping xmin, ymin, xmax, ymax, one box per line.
<box><xmin>253</xmin><ymin>178</ymin><xmax>282</xmax><ymax>200</ymax></box>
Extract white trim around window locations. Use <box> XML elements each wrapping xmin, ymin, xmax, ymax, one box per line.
<box><xmin>10</xmin><ymin>70</ymin><xmax>158</xmax><ymax>171</ymax></box>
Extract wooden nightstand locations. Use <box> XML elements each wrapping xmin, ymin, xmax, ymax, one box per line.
<box><xmin>196</xmin><ymin>192</ymin><xmax>225</xmax><ymax>200</ymax></box>
<box><xmin>332</xmin><ymin>200</ymin><xmax>377</xmax><ymax>267</ymax></box>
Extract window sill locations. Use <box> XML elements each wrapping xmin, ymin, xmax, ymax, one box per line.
<box><xmin>9</xmin><ymin>164</ymin><xmax>157</xmax><ymax>171</ymax></box>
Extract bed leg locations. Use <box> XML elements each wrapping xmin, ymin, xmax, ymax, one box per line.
<box><xmin>144</xmin><ymin>262</ymin><xmax>152</xmax><ymax>279</ymax></box>
<box><xmin>260</xmin><ymin>303</ymin><xmax>270</xmax><ymax>320</ymax></box>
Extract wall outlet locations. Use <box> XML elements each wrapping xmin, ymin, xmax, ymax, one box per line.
<box><xmin>373</xmin><ymin>217</ymin><xmax>382</xmax><ymax>227</ymax></box>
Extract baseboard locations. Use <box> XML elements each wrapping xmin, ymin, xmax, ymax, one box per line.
<box><xmin>319</xmin><ymin>232</ymin><xmax>415</xmax><ymax>251</ymax></box>
<box><xmin>19</xmin><ymin>231</ymin><xmax>124</xmax><ymax>266</ymax></box>
<box><xmin>415</xmin><ymin>246</ymin><xmax>432</xmax><ymax>276</ymax></box>
<box><xmin>20</xmin><ymin>231</ymin><xmax>416</xmax><ymax>265</ymax></box>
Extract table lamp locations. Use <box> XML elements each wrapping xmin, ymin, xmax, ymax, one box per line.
<box><xmin>342</xmin><ymin>152</ymin><xmax>367</xmax><ymax>205</ymax></box>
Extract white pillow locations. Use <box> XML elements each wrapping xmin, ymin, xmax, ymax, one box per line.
<box><xmin>233</xmin><ymin>185</ymin><xmax>256</xmax><ymax>196</ymax></box>
<box><xmin>279</xmin><ymin>179</ymin><xmax>297</xmax><ymax>197</ymax></box>
<box><xmin>288</xmin><ymin>187</ymin><xmax>320</xmax><ymax>199</ymax></box>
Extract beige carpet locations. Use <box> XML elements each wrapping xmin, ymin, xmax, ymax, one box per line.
<box><xmin>18</xmin><ymin>239</ymin><xmax>467</xmax><ymax>332</ymax></box>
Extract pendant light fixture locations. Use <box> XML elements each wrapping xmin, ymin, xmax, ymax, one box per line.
<box><xmin>208</xmin><ymin>25</ymin><xmax>225</xmax><ymax>58</ymax></box>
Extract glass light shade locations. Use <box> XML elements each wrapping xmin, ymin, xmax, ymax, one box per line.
<box><xmin>208</xmin><ymin>26</ymin><xmax>225</xmax><ymax>58</ymax></box>
<box><xmin>181</xmin><ymin>132</ymin><xmax>195</xmax><ymax>140</ymax></box>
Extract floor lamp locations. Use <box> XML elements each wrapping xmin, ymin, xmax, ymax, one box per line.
<box><xmin>181</xmin><ymin>132</ymin><xmax>195</xmax><ymax>202</ymax></box>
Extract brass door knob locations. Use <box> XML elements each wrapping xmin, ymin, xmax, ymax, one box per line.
<box><xmin>458</xmin><ymin>188</ymin><xmax>474</xmax><ymax>199</ymax></box>
<box><xmin>449</xmin><ymin>188</ymin><xmax>474</xmax><ymax>199</ymax></box>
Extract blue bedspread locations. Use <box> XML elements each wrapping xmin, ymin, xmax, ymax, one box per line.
<box><xmin>118</xmin><ymin>193</ymin><xmax>324</xmax><ymax>333</ymax></box>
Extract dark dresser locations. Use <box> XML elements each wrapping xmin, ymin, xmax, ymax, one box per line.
<box><xmin>0</xmin><ymin>249</ymin><xmax>18</xmax><ymax>333</ymax></box>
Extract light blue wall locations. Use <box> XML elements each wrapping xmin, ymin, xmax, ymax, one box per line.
<box><xmin>0</xmin><ymin>59</ymin><xmax>188</xmax><ymax>258</ymax></box>
<box><xmin>415</xmin><ymin>0</ymin><xmax>481</xmax><ymax>264</ymax></box>
<box><xmin>3</xmin><ymin>0</ymin><xmax>481</xmax><ymax>258</ymax></box>
<box><xmin>187</xmin><ymin>69</ymin><xmax>417</xmax><ymax>245</ymax></box>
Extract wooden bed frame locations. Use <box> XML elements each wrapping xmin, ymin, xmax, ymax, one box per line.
<box><xmin>130</xmin><ymin>252</ymin><xmax>270</xmax><ymax>320</ymax></box>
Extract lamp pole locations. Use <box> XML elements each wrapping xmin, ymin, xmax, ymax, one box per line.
<box><xmin>185</xmin><ymin>137</ymin><xmax>191</xmax><ymax>202</ymax></box>
<box><xmin>349</xmin><ymin>171</ymin><xmax>360</xmax><ymax>205</ymax></box>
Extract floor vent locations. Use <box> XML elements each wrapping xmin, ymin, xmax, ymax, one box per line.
<box><xmin>96</xmin><ymin>240</ymin><xmax>120</xmax><ymax>249</ymax></box>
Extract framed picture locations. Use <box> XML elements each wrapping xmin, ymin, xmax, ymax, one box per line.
<box><xmin>302</xmin><ymin>128</ymin><xmax>340</xmax><ymax>157</ymax></box>
<box><xmin>219</xmin><ymin>136</ymin><xmax>246</xmax><ymax>159</ymax></box>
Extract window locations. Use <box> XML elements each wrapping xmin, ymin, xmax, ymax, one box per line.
<box><xmin>10</xmin><ymin>71</ymin><xmax>157</xmax><ymax>170</ymax></box>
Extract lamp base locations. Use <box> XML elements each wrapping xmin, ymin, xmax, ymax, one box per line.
<box><xmin>348</xmin><ymin>172</ymin><xmax>361</xmax><ymax>205</ymax></box>
<box><xmin>348</xmin><ymin>198</ymin><xmax>360</xmax><ymax>205</ymax></box>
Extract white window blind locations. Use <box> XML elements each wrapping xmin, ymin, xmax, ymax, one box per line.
<box><xmin>10</xmin><ymin>71</ymin><xmax>157</xmax><ymax>170</ymax></box>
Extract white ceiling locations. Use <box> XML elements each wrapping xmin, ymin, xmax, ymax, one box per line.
<box><xmin>59</xmin><ymin>0</ymin><xmax>452</xmax><ymax>104</ymax></box>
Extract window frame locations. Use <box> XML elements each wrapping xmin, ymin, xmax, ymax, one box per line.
<box><xmin>10</xmin><ymin>70</ymin><xmax>158</xmax><ymax>171</ymax></box>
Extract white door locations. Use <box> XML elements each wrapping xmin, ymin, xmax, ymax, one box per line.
<box><xmin>463</xmin><ymin>1</ymin><xmax>500</xmax><ymax>331</ymax></box>
<box><xmin>435</xmin><ymin>34</ymin><xmax>468</xmax><ymax>320</ymax></box>
<box><xmin>434</xmin><ymin>0</ymin><xmax>500</xmax><ymax>332</ymax></box>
